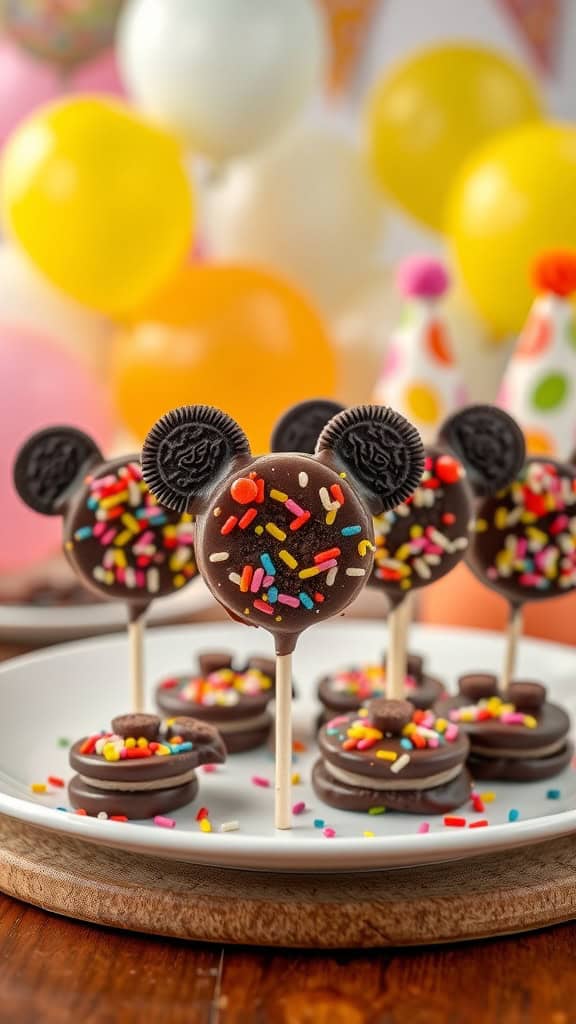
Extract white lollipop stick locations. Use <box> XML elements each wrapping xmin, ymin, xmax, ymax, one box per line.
<box><xmin>386</xmin><ymin>593</ymin><xmax>413</xmax><ymax>701</ymax></box>
<box><xmin>501</xmin><ymin>604</ymin><xmax>523</xmax><ymax>697</ymax></box>
<box><xmin>128</xmin><ymin>607</ymin><xmax>146</xmax><ymax>713</ymax></box>
<box><xmin>275</xmin><ymin>652</ymin><xmax>293</xmax><ymax>829</ymax></box>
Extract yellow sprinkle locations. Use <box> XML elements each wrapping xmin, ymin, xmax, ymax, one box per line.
<box><xmin>114</xmin><ymin>530</ymin><xmax>133</xmax><ymax>547</ymax></box>
<box><xmin>435</xmin><ymin>718</ymin><xmax>448</xmax><ymax>733</ymax></box>
<box><xmin>358</xmin><ymin>539</ymin><xmax>376</xmax><ymax>557</ymax></box>
<box><xmin>165</xmin><ymin>718</ymin><xmax>176</xmax><ymax>727</ymax></box>
<box><xmin>270</xmin><ymin>489</ymin><xmax>288</xmax><ymax>502</ymax></box>
<box><xmin>64</xmin><ymin>540</ymin><xmax>73</xmax><ymax>551</ymax></box>
<box><xmin>475</xmin><ymin>519</ymin><xmax>488</xmax><ymax>533</ymax></box>
<box><xmin>266</xmin><ymin>523</ymin><xmax>286</xmax><ymax>541</ymax></box>
<box><xmin>403</xmin><ymin>723</ymin><xmax>416</xmax><ymax>736</ymax></box>
<box><xmin>410</xmin><ymin>525</ymin><xmax>423</xmax><ymax>538</ymax></box>
<box><xmin>400</xmin><ymin>579</ymin><xmax>412</xmax><ymax>590</ymax></box>
<box><xmin>114</xmin><ymin>549</ymin><xmax>127</xmax><ymax>568</ymax></box>
<box><xmin>173</xmin><ymin>574</ymin><xmax>186</xmax><ymax>587</ymax></box>
<box><xmin>279</xmin><ymin>549</ymin><xmax>298</xmax><ymax>569</ymax></box>
<box><xmin>255</xmin><ymin>525</ymin><xmax>264</xmax><ymax>535</ymax></box>
<box><xmin>299</xmin><ymin>566</ymin><xmax>320</xmax><ymax>579</ymax></box>
<box><xmin>182</xmin><ymin>513</ymin><xmax>194</xmax><ymax>523</ymax></box>
<box><xmin>459</xmin><ymin>710</ymin><xmax>475</xmax><ymax>723</ymax></box>
<box><xmin>363</xmin><ymin>831</ymin><xmax>375</xmax><ymax>838</ymax></box>
<box><xmin>31</xmin><ymin>783</ymin><xmax>47</xmax><ymax>794</ymax></box>
<box><xmin>325</xmin><ymin>510</ymin><xmax>337</xmax><ymax>526</ymax></box>
<box><xmin>275</xmin><ymin>615</ymin><xmax>282</xmax><ymax>622</ymax></box>
<box><xmin>155</xmin><ymin>744</ymin><xmax>171</xmax><ymax>756</ymax></box>
<box><xmin>121</xmin><ymin>513</ymin><xmax>139</xmax><ymax>532</ymax></box>
<box><xmin>396</xmin><ymin>543</ymin><xmax>412</xmax><ymax>561</ymax></box>
<box><xmin>358</xmin><ymin>708</ymin><xmax>369</xmax><ymax>718</ymax></box>
<box><xmin>125</xmin><ymin>737</ymin><xmax>136</xmax><ymax>749</ymax></box>
<box><xmin>200</xmin><ymin>818</ymin><xmax>212</xmax><ymax>833</ymax></box>
<box><xmin>480</xmin><ymin>791</ymin><xmax>496</xmax><ymax>803</ymax></box>
<box><xmin>524</xmin><ymin>715</ymin><xmax>537</xmax><ymax>728</ymax></box>
<box><xmin>291</xmin><ymin>772</ymin><xmax>301</xmax><ymax>785</ymax></box>
<box><xmin>339</xmin><ymin>472</ymin><xmax>347</xmax><ymax>478</ymax></box>
<box><xmin>100</xmin><ymin>490</ymin><xmax>129</xmax><ymax>509</ymax></box>
<box><xmin>103</xmin><ymin>743</ymin><xmax>120</xmax><ymax>762</ymax></box>
<box><xmin>137</xmin><ymin>737</ymin><xmax>148</xmax><ymax>749</ymax></box>
<box><xmin>376</xmin><ymin>750</ymin><xmax>397</xmax><ymax>762</ymax></box>
<box><xmin>163</xmin><ymin>525</ymin><xmax>177</xmax><ymax>537</ymax></box>
<box><xmin>495</xmin><ymin>507</ymin><xmax>508</xmax><ymax>529</ymax></box>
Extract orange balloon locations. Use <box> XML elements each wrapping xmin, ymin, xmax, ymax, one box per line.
<box><xmin>111</xmin><ymin>264</ymin><xmax>337</xmax><ymax>452</ymax></box>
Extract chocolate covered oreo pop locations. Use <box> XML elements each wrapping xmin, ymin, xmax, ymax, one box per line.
<box><xmin>156</xmin><ymin>652</ymin><xmax>276</xmax><ymax>753</ymax></box>
<box><xmin>142</xmin><ymin>403</ymin><xmax>424</xmax><ymax>827</ymax></box>
<box><xmin>313</xmin><ymin>697</ymin><xmax>470</xmax><ymax>814</ymax></box>
<box><xmin>68</xmin><ymin>713</ymin><xmax>226</xmax><ymax>819</ymax></box>
<box><xmin>13</xmin><ymin>427</ymin><xmax>198</xmax><ymax>711</ymax></box>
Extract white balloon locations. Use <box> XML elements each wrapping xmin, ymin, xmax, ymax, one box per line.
<box><xmin>118</xmin><ymin>0</ymin><xmax>327</xmax><ymax>159</ymax></box>
<box><xmin>205</xmin><ymin>127</ymin><xmax>385</xmax><ymax>312</ymax></box>
<box><xmin>0</xmin><ymin>244</ymin><xmax>113</xmax><ymax>376</ymax></box>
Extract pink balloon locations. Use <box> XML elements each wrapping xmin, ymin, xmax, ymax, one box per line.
<box><xmin>0</xmin><ymin>324</ymin><xmax>115</xmax><ymax>573</ymax></box>
<box><xmin>70</xmin><ymin>48</ymin><xmax>125</xmax><ymax>98</ymax></box>
<box><xmin>0</xmin><ymin>39</ymin><xmax>57</xmax><ymax>147</ymax></box>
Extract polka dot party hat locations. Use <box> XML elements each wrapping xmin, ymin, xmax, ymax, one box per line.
<box><xmin>372</xmin><ymin>255</ymin><xmax>467</xmax><ymax>444</ymax></box>
<box><xmin>498</xmin><ymin>251</ymin><xmax>576</xmax><ymax>459</ymax></box>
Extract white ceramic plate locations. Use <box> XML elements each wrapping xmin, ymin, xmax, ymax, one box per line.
<box><xmin>0</xmin><ymin>621</ymin><xmax>575</xmax><ymax>872</ymax></box>
<box><xmin>0</xmin><ymin>577</ymin><xmax>212</xmax><ymax>643</ymax></box>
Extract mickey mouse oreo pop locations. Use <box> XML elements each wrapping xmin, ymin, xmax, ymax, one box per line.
<box><xmin>142</xmin><ymin>403</ymin><xmax>424</xmax><ymax>828</ymax></box>
<box><xmin>13</xmin><ymin>427</ymin><xmax>198</xmax><ymax>711</ymax></box>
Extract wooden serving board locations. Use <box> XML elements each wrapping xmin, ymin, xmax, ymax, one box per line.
<box><xmin>0</xmin><ymin>813</ymin><xmax>575</xmax><ymax>948</ymax></box>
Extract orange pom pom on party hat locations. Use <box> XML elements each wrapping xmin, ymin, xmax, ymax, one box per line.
<box><xmin>532</xmin><ymin>250</ymin><xmax>576</xmax><ymax>298</ymax></box>
<box><xmin>498</xmin><ymin>249</ymin><xmax>576</xmax><ymax>458</ymax></box>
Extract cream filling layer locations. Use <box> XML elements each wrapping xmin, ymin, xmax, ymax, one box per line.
<box><xmin>470</xmin><ymin>737</ymin><xmax>567</xmax><ymax>760</ymax></box>
<box><xmin>79</xmin><ymin>768</ymin><xmax>197</xmax><ymax>793</ymax></box>
<box><xmin>324</xmin><ymin>759</ymin><xmax>463</xmax><ymax>792</ymax></box>
<box><xmin>204</xmin><ymin>711</ymin><xmax>271</xmax><ymax>735</ymax></box>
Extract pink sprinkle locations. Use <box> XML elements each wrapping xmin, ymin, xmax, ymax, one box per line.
<box><xmin>262</xmin><ymin>575</ymin><xmax>275</xmax><ymax>587</ymax></box>
<box><xmin>250</xmin><ymin>567</ymin><xmax>265</xmax><ymax>593</ymax></box>
<box><xmin>278</xmin><ymin>594</ymin><xmax>300</xmax><ymax>608</ymax></box>
<box><xmin>285</xmin><ymin>499</ymin><xmax>305</xmax><ymax>516</ymax></box>
<box><xmin>396</xmin><ymin>255</ymin><xmax>449</xmax><ymax>299</ymax></box>
<box><xmin>201</xmin><ymin>764</ymin><xmax>217</xmax><ymax>773</ymax></box>
<box><xmin>154</xmin><ymin>815</ymin><xmax>176</xmax><ymax>829</ymax></box>
<box><xmin>314</xmin><ymin>558</ymin><xmax>338</xmax><ymax>573</ymax></box>
<box><xmin>327</xmin><ymin>715</ymin><xmax>349</xmax><ymax>728</ymax></box>
<box><xmin>501</xmin><ymin>712</ymin><xmax>525</xmax><ymax>724</ymax></box>
<box><xmin>445</xmin><ymin>724</ymin><xmax>459</xmax><ymax>742</ymax></box>
<box><xmin>135</xmin><ymin>570</ymin><xmax>145</xmax><ymax>588</ymax></box>
<box><xmin>427</xmin><ymin>737</ymin><xmax>439</xmax><ymax>749</ymax></box>
<box><xmin>357</xmin><ymin>737</ymin><xmax>377</xmax><ymax>750</ymax></box>
<box><xmin>323</xmin><ymin>827</ymin><xmax>336</xmax><ymax>838</ymax></box>
<box><xmin>251</xmin><ymin>775</ymin><xmax>270</xmax><ymax>788</ymax></box>
<box><xmin>292</xmin><ymin>801</ymin><xmax>306</xmax><ymax>815</ymax></box>
<box><xmin>519</xmin><ymin>573</ymin><xmax>542</xmax><ymax>586</ymax></box>
<box><xmin>551</xmin><ymin>515</ymin><xmax>569</xmax><ymax>535</ymax></box>
<box><xmin>418</xmin><ymin>822</ymin><xmax>431</xmax><ymax>834</ymax></box>
<box><xmin>139</xmin><ymin>530</ymin><xmax>154</xmax><ymax>546</ymax></box>
<box><xmin>93</xmin><ymin>522</ymin><xmax>106</xmax><ymax>537</ymax></box>
<box><xmin>101</xmin><ymin>529</ymin><xmax>116</xmax><ymax>545</ymax></box>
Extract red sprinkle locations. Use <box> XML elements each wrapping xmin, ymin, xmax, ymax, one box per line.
<box><xmin>444</xmin><ymin>816</ymin><xmax>466</xmax><ymax>827</ymax></box>
<box><xmin>74</xmin><ymin>808</ymin><xmax>88</xmax><ymax>816</ymax></box>
<box><xmin>160</xmin><ymin>678</ymin><xmax>179</xmax><ymax>690</ymax></box>
<box><xmin>442</xmin><ymin>512</ymin><xmax>456</xmax><ymax>525</ymax></box>
<box><xmin>253</xmin><ymin>599</ymin><xmax>274</xmax><ymax>615</ymax></box>
<box><xmin>314</xmin><ymin>547</ymin><xmax>341</xmax><ymax>564</ymax></box>
<box><xmin>330</xmin><ymin>483</ymin><xmax>345</xmax><ymax>505</ymax></box>
<box><xmin>471</xmin><ymin>793</ymin><xmax>485</xmax><ymax>813</ymax></box>
<box><xmin>436</xmin><ymin>454</ymin><xmax>462</xmax><ymax>484</ymax></box>
<box><xmin>239</xmin><ymin>508</ymin><xmax>258</xmax><ymax>529</ymax></box>
<box><xmin>47</xmin><ymin>776</ymin><xmax>65</xmax><ymax>788</ymax></box>
<box><xmin>314</xmin><ymin>592</ymin><xmax>325</xmax><ymax>603</ymax></box>
<box><xmin>290</xmin><ymin>512</ymin><xmax>311</xmax><ymax>531</ymax></box>
<box><xmin>469</xmin><ymin>820</ymin><xmax>489</xmax><ymax>828</ymax></box>
<box><xmin>110</xmin><ymin>815</ymin><xmax>129</xmax><ymax>822</ymax></box>
<box><xmin>240</xmin><ymin>565</ymin><xmax>253</xmax><ymax>592</ymax></box>
<box><xmin>230</xmin><ymin>477</ymin><xmax>258</xmax><ymax>504</ymax></box>
<box><xmin>196</xmin><ymin>806</ymin><xmax>209</xmax><ymax>821</ymax></box>
<box><xmin>201</xmin><ymin>764</ymin><xmax>217</xmax><ymax>773</ymax></box>
<box><xmin>220</xmin><ymin>515</ymin><xmax>238</xmax><ymax>536</ymax></box>
<box><xmin>255</xmin><ymin>478</ymin><xmax>265</xmax><ymax>503</ymax></box>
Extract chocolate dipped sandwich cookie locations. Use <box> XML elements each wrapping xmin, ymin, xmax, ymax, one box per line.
<box><xmin>68</xmin><ymin>713</ymin><xmax>226</xmax><ymax>819</ymax></box>
<box><xmin>156</xmin><ymin>652</ymin><xmax>276</xmax><ymax>753</ymax></box>
<box><xmin>435</xmin><ymin>675</ymin><xmax>572</xmax><ymax>782</ymax></box>
<box><xmin>312</xmin><ymin>698</ymin><xmax>471</xmax><ymax>814</ymax></box>
<box><xmin>317</xmin><ymin>652</ymin><xmax>445</xmax><ymax>723</ymax></box>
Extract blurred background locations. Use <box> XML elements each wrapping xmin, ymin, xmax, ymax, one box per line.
<box><xmin>1</xmin><ymin>0</ymin><xmax>576</xmax><ymax>646</ymax></box>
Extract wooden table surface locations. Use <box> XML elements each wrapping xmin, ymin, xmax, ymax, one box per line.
<box><xmin>1</xmin><ymin>630</ymin><xmax>574</xmax><ymax>1024</ymax></box>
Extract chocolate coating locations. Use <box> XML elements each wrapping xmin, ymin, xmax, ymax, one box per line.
<box><xmin>459</xmin><ymin>673</ymin><xmax>500</xmax><ymax>703</ymax></box>
<box><xmin>467</xmin><ymin>457</ymin><xmax>576</xmax><ymax>606</ymax></box>
<box><xmin>367</xmin><ymin>698</ymin><xmax>414</xmax><ymax>734</ymax></box>
<box><xmin>271</xmin><ymin>399</ymin><xmax>345</xmax><ymax>455</ymax></box>
<box><xmin>68</xmin><ymin>774</ymin><xmax>199</xmax><ymax>819</ymax></box>
<box><xmin>466</xmin><ymin>743</ymin><xmax>573</xmax><ymax>782</ymax></box>
<box><xmin>111</xmin><ymin>714</ymin><xmax>161</xmax><ymax>741</ymax></box>
<box><xmin>197</xmin><ymin>453</ymin><xmax>376</xmax><ymax>654</ymax></box>
<box><xmin>312</xmin><ymin>757</ymin><xmax>471</xmax><ymax>814</ymax></box>
<box><xmin>370</xmin><ymin>447</ymin><xmax>472</xmax><ymax>601</ymax></box>
<box><xmin>317</xmin><ymin>655</ymin><xmax>445</xmax><ymax>717</ymax></box>
<box><xmin>156</xmin><ymin>654</ymin><xmax>276</xmax><ymax>753</ymax></box>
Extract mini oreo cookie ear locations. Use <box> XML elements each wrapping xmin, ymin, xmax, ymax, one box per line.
<box><xmin>142</xmin><ymin>405</ymin><xmax>251</xmax><ymax>515</ymax></box>
<box><xmin>13</xmin><ymin>426</ymin><xmax>102</xmax><ymax>516</ymax></box>
<box><xmin>270</xmin><ymin>399</ymin><xmax>345</xmax><ymax>454</ymax></box>
<box><xmin>438</xmin><ymin>405</ymin><xmax>526</xmax><ymax>497</ymax></box>
<box><xmin>316</xmin><ymin>404</ymin><xmax>425</xmax><ymax>515</ymax></box>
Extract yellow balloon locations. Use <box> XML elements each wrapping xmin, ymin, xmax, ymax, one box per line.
<box><xmin>448</xmin><ymin>122</ymin><xmax>576</xmax><ymax>337</ymax></box>
<box><xmin>365</xmin><ymin>44</ymin><xmax>542</xmax><ymax>232</ymax></box>
<box><xmin>0</xmin><ymin>97</ymin><xmax>194</xmax><ymax>316</ymax></box>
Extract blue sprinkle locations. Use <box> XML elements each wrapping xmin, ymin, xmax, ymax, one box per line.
<box><xmin>326</xmin><ymin>727</ymin><xmax>340</xmax><ymax>735</ymax></box>
<box><xmin>148</xmin><ymin>514</ymin><xmax>167</xmax><ymax>526</ymax></box>
<box><xmin>400</xmin><ymin>738</ymin><xmax>413</xmax><ymax>750</ymax></box>
<box><xmin>547</xmin><ymin>789</ymin><xmax>561</xmax><ymax>800</ymax></box>
<box><xmin>74</xmin><ymin>526</ymin><xmax>93</xmax><ymax>541</ymax></box>
<box><xmin>135</xmin><ymin>508</ymin><xmax>149</xmax><ymax>519</ymax></box>
<box><xmin>299</xmin><ymin>591</ymin><xmax>314</xmax><ymax>610</ymax></box>
<box><xmin>260</xmin><ymin>553</ymin><xmax>276</xmax><ymax>576</ymax></box>
<box><xmin>87</xmin><ymin>497</ymin><xmax>98</xmax><ymax>510</ymax></box>
<box><xmin>508</xmin><ymin>809</ymin><xmax>520</xmax><ymax>822</ymax></box>
<box><xmin>341</xmin><ymin>525</ymin><xmax>362</xmax><ymax>537</ymax></box>
<box><xmin>267</xmin><ymin>587</ymin><xmax>279</xmax><ymax>604</ymax></box>
<box><xmin>56</xmin><ymin>807</ymin><xmax>69</xmax><ymax>813</ymax></box>
<box><xmin>169</xmin><ymin>741</ymin><xmax>193</xmax><ymax>753</ymax></box>
<box><xmin>314</xmin><ymin>818</ymin><xmax>325</xmax><ymax>829</ymax></box>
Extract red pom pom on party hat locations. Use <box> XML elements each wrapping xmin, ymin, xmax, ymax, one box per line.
<box><xmin>396</xmin><ymin>255</ymin><xmax>450</xmax><ymax>300</ymax></box>
<box><xmin>532</xmin><ymin>250</ymin><xmax>576</xmax><ymax>297</ymax></box>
